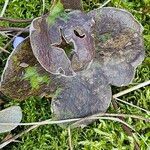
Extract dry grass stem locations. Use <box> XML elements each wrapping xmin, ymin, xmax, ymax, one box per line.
<box><xmin>0</xmin><ymin>0</ymin><xmax>9</xmax><ymax>17</ymax></box>
<box><xmin>68</xmin><ymin>126</ymin><xmax>73</xmax><ymax>150</ymax></box>
<box><xmin>115</xmin><ymin>98</ymin><xmax>150</xmax><ymax>114</ymax></box>
<box><xmin>0</xmin><ymin>17</ymin><xmax>33</xmax><ymax>23</ymax></box>
<box><xmin>113</xmin><ymin>80</ymin><xmax>150</xmax><ymax>98</ymax></box>
<box><xmin>0</xmin><ymin>46</ymin><xmax>10</xmax><ymax>54</ymax></box>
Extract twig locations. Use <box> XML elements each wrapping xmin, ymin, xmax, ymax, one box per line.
<box><xmin>99</xmin><ymin>0</ymin><xmax>111</xmax><ymax>8</ymax></box>
<box><xmin>4</xmin><ymin>25</ymin><xmax>30</xmax><ymax>49</ymax></box>
<box><xmin>0</xmin><ymin>17</ymin><xmax>33</xmax><ymax>23</ymax></box>
<box><xmin>42</xmin><ymin>0</ymin><xmax>45</xmax><ymax>14</ymax></box>
<box><xmin>0</xmin><ymin>46</ymin><xmax>10</xmax><ymax>54</ymax></box>
<box><xmin>0</xmin><ymin>119</ymin><xmax>52</xmax><ymax>149</ymax></box>
<box><xmin>115</xmin><ymin>98</ymin><xmax>150</xmax><ymax>114</ymax></box>
<box><xmin>97</xmin><ymin>117</ymin><xmax>135</xmax><ymax>131</ymax></box>
<box><xmin>71</xmin><ymin>112</ymin><xmax>150</xmax><ymax>128</ymax></box>
<box><xmin>0</xmin><ymin>113</ymin><xmax>149</xmax><ymax>126</ymax></box>
<box><xmin>0</xmin><ymin>118</ymin><xmax>78</xmax><ymax>126</ymax></box>
<box><xmin>0</xmin><ymin>114</ymin><xmax>149</xmax><ymax>149</ymax></box>
<box><xmin>0</xmin><ymin>26</ymin><xmax>29</xmax><ymax>32</ymax></box>
<box><xmin>0</xmin><ymin>0</ymin><xmax>9</xmax><ymax>17</ymax></box>
<box><xmin>0</xmin><ymin>125</ymin><xmax>39</xmax><ymax>149</ymax></box>
<box><xmin>72</xmin><ymin>113</ymin><xmax>150</xmax><ymax>128</ymax></box>
<box><xmin>68</xmin><ymin>126</ymin><xmax>73</xmax><ymax>150</ymax></box>
<box><xmin>113</xmin><ymin>80</ymin><xmax>150</xmax><ymax>98</ymax></box>
<box><xmin>96</xmin><ymin>113</ymin><xmax>150</xmax><ymax>122</ymax></box>
<box><xmin>0</xmin><ymin>116</ymin><xmax>141</xmax><ymax>149</ymax></box>
<box><xmin>0</xmin><ymin>31</ymin><xmax>13</xmax><ymax>38</ymax></box>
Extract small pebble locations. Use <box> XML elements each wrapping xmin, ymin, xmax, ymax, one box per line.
<box><xmin>13</xmin><ymin>36</ymin><xmax>25</xmax><ymax>49</ymax></box>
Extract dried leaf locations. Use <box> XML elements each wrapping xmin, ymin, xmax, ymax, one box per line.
<box><xmin>0</xmin><ymin>106</ymin><xmax>22</xmax><ymax>133</ymax></box>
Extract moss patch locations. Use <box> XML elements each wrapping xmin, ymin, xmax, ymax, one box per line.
<box><xmin>47</xmin><ymin>0</ymin><xmax>64</xmax><ymax>25</ymax></box>
<box><xmin>23</xmin><ymin>66</ymin><xmax>50</xmax><ymax>90</ymax></box>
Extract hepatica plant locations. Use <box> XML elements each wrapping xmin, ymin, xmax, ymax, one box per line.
<box><xmin>0</xmin><ymin>0</ymin><xmax>145</xmax><ymax>132</ymax></box>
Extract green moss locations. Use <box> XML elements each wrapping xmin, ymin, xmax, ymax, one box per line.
<box><xmin>13</xmin><ymin>56</ymin><xmax>18</xmax><ymax>62</ymax></box>
<box><xmin>47</xmin><ymin>0</ymin><xmax>64</xmax><ymax>25</ymax></box>
<box><xmin>12</xmin><ymin>55</ymin><xmax>20</xmax><ymax>67</ymax></box>
<box><xmin>23</xmin><ymin>66</ymin><xmax>50</xmax><ymax>90</ymax></box>
<box><xmin>47</xmin><ymin>0</ymin><xmax>71</xmax><ymax>25</ymax></box>
<box><xmin>63</xmin><ymin>42</ymin><xmax>74</xmax><ymax>56</ymax></box>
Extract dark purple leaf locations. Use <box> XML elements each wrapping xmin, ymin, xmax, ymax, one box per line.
<box><xmin>88</xmin><ymin>7</ymin><xmax>145</xmax><ymax>86</ymax></box>
<box><xmin>51</xmin><ymin>62</ymin><xmax>111</xmax><ymax>127</ymax></box>
<box><xmin>30</xmin><ymin>10</ymin><xmax>95</xmax><ymax>76</ymax></box>
<box><xmin>0</xmin><ymin>37</ymin><xmax>56</xmax><ymax>100</ymax></box>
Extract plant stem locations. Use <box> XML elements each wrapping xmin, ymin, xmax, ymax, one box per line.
<box><xmin>115</xmin><ymin>98</ymin><xmax>150</xmax><ymax>114</ymax></box>
<box><xmin>0</xmin><ymin>0</ymin><xmax>9</xmax><ymax>17</ymax></box>
<box><xmin>113</xmin><ymin>80</ymin><xmax>150</xmax><ymax>98</ymax></box>
<box><xmin>0</xmin><ymin>114</ymin><xmax>149</xmax><ymax>149</ymax></box>
<box><xmin>99</xmin><ymin>0</ymin><xmax>111</xmax><ymax>8</ymax></box>
<box><xmin>0</xmin><ymin>17</ymin><xmax>32</xmax><ymax>23</ymax></box>
<box><xmin>0</xmin><ymin>125</ymin><xmax>39</xmax><ymax>149</ymax></box>
<box><xmin>0</xmin><ymin>46</ymin><xmax>10</xmax><ymax>54</ymax></box>
<box><xmin>68</xmin><ymin>126</ymin><xmax>73</xmax><ymax>150</ymax></box>
<box><xmin>0</xmin><ymin>113</ymin><xmax>149</xmax><ymax>126</ymax></box>
<box><xmin>4</xmin><ymin>25</ymin><xmax>30</xmax><ymax>49</ymax></box>
<box><xmin>0</xmin><ymin>27</ymin><xmax>29</xmax><ymax>32</ymax></box>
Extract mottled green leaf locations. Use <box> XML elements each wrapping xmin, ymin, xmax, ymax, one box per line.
<box><xmin>0</xmin><ymin>38</ymin><xmax>56</xmax><ymax>100</ymax></box>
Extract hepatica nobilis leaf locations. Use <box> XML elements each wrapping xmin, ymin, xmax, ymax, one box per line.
<box><xmin>0</xmin><ymin>106</ymin><xmax>22</xmax><ymax>133</ymax></box>
<box><xmin>88</xmin><ymin>7</ymin><xmax>145</xmax><ymax>86</ymax></box>
<box><xmin>0</xmin><ymin>5</ymin><xmax>145</xmax><ymax>127</ymax></box>
<box><xmin>30</xmin><ymin>10</ymin><xmax>95</xmax><ymax>76</ymax></box>
<box><xmin>0</xmin><ymin>38</ymin><xmax>56</xmax><ymax>100</ymax></box>
<box><xmin>51</xmin><ymin>62</ymin><xmax>111</xmax><ymax>126</ymax></box>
